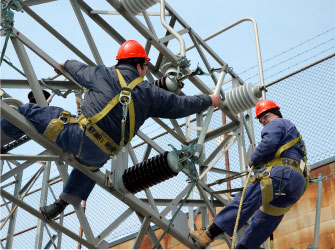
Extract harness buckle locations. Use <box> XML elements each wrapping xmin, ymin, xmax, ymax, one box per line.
<box><xmin>259</xmin><ymin>171</ymin><xmax>271</xmax><ymax>179</ymax></box>
<box><xmin>282</xmin><ymin>158</ymin><xmax>290</xmax><ymax>167</ymax></box>
<box><xmin>59</xmin><ymin>110</ymin><xmax>71</xmax><ymax>124</ymax></box>
<box><xmin>119</xmin><ymin>88</ymin><xmax>131</xmax><ymax>105</ymax></box>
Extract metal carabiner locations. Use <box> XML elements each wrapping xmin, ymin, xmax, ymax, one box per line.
<box><xmin>59</xmin><ymin>110</ymin><xmax>71</xmax><ymax>125</ymax></box>
<box><xmin>119</xmin><ymin>89</ymin><xmax>131</xmax><ymax>105</ymax></box>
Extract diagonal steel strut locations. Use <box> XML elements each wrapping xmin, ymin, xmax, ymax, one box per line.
<box><xmin>0</xmin><ymin>100</ymin><xmax>198</xmax><ymax>248</ymax></box>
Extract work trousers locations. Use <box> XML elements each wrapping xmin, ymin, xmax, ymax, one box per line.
<box><xmin>1</xmin><ymin>103</ymin><xmax>109</xmax><ymax>206</ymax></box>
<box><xmin>213</xmin><ymin>165</ymin><xmax>305</xmax><ymax>248</ymax></box>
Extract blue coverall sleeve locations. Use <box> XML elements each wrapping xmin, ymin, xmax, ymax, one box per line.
<box><xmin>251</xmin><ymin>120</ymin><xmax>284</xmax><ymax>165</ymax></box>
<box><xmin>64</xmin><ymin>60</ymin><xmax>97</xmax><ymax>89</ymax></box>
<box><xmin>148</xmin><ymin>84</ymin><xmax>212</xmax><ymax>119</ymax></box>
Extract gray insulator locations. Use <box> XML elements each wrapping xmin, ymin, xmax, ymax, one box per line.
<box><xmin>165</xmin><ymin>77</ymin><xmax>180</xmax><ymax>94</ymax></box>
<box><xmin>165</xmin><ymin>67</ymin><xmax>180</xmax><ymax>94</ymax></box>
<box><xmin>2</xmin><ymin>98</ymin><xmax>23</xmax><ymax>110</ymax></box>
<box><xmin>224</xmin><ymin>83</ymin><xmax>261</xmax><ymax>115</ymax></box>
<box><xmin>167</xmin><ymin>151</ymin><xmax>180</xmax><ymax>173</ymax></box>
<box><xmin>121</xmin><ymin>0</ymin><xmax>158</xmax><ymax>16</ymax></box>
<box><xmin>1</xmin><ymin>89</ymin><xmax>23</xmax><ymax>110</ymax></box>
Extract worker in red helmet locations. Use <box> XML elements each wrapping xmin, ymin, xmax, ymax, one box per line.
<box><xmin>116</xmin><ymin>40</ymin><xmax>151</xmax><ymax>62</ymax></box>
<box><xmin>190</xmin><ymin>99</ymin><xmax>308</xmax><ymax>249</ymax></box>
<box><xmin>1</xmin><ymin>40</ymin><xmax>221</xmax><ymax>220</ymax></box>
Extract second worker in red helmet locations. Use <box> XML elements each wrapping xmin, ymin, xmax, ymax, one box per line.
<box><xmin>190</xmin><ymin>99</ymin><xmax>308</xmax><ymax>249</ymax></box>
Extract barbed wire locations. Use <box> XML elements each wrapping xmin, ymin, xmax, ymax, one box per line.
<box><xmin>261</xmin><ymin>47</ymin><xmax>335</xmax><ymax>82</ymax></box>
<box><xmin>238</xmin><ymin>27</ymin><xmax>335</xmax><ymax>76</ymax></box>
<box><xmin>244</xmin><ymin>39</ymin><xmax>335</xmax><ymax>82</ymax></box>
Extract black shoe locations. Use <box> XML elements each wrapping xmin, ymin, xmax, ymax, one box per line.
<box><xmin>40</xmin><ymin>199</ymin><xmax>68</xmax><ymax>220</ymax></box>
<box><xmin>236</xmin><ymin>243</ymin><xmax>248</xmax><ymax>249</ymax></box>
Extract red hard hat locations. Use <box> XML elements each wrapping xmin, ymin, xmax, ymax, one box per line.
<box><xmin>116</xmin><ymin>40</ymin><xmax>150</xmax><ymax>62</ymax></box>
<box><xmin>255</xmin><ymin>99</ymin><xmax>280</xmax><ymax>119</ymax></box>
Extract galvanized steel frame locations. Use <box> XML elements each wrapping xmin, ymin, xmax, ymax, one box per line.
<box><xmin>0</xmin><ymin>0</ymin><xmax>262</xmax><ymax>248</ymax></box>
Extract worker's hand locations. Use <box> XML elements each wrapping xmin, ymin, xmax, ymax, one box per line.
<box><xmin>54</xmin><ymin>62</ymin><xmax>66</xmax><ymax>75</ymax></box>
<box><xmin>209</xmin><ymin>94</ymin><xmax>221</xmax><ymax>107</ymax></box>
<box><xmin>248</xmin><ymin>160</ymin><xmax>254</xmax><ymax>167</ymax></box>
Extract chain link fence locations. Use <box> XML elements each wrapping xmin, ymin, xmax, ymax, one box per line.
<box><xmin>1</xmin><ymin>55</ymin><xmax>334</xmax><ymax>248</ymax></box>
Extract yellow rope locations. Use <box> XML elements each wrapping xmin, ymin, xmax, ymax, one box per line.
<box><xmin>270</xmin><ymin>234</ymin><xmax>274</xmax><ymax>249</ymax></box>
<box><xmin>231</xmin><ymin>166</ymin><xmax>254</xmax><ymax>249</ymax></box>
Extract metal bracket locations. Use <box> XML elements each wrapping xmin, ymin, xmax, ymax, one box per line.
<box><xmin>105</xmin><ymin>169</ymin><xmax>113</xmax><ymax>189</ymax></box>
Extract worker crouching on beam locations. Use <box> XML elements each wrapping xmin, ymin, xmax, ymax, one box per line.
<box><xmin>0</xmin><ymin>40</ymin><xmax>221</xmax><ymax>220</ymax></box>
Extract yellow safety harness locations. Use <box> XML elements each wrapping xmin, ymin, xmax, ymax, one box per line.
<box><xmin>250</xmin><ymin>133</ymin><xmax>309</xmax><ymax>216</ymax></box>
<box><xmin>43</xmin><ymin>69</ymin><xmax>143</xmax><ymax>169</ymax></box>
<box><xmin>232</xmin><ymin>133</ymin><xmax>308</xmax><ymax>249</ymax></box>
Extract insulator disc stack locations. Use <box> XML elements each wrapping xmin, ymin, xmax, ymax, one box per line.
<box><xmin>224</xmin><ymin>83</ymin><xmax>261</xmax><ymax>115</ymax></box>
<box><xmin>121</xmin><ymin>0</ymin><xmax>158</xmax><ymax>16</ymax></box>
<box><xmin>122</xmin><ymin>151</ymin><xmax>178</xmax><ymax>193</ymax></box>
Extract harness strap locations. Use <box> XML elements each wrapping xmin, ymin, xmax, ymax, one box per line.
<box><xmin>259</xmin><ymin>166</ymin><xmax>274</xmax><ymax>204</ymax></box>
<box><xmin>84</xmin><ymin>165</ymin><xmax>100</xmax><ymax>171</ymax></box>
<box><xmin>260</xmin><ymin>203</ymin><xmax>292</xmax><ymax>216</ymax></box>
<box><xmin>251</xmin><ymin>161</ymin><xmax>301</xmax><ymax>216</ymax></box>
<box><xmin>250</xmin><ymin>132</ymin><xmax>307</xmax><ymax>217</ymax></box>
<box><xmin>87</xmin><ymin>69</ymin><xmax>142</xmax><ymax>126</ymax></box>
<box><xmin>77</xmin><ymin>115</ymin><xmax>119</xmax><ymax>155</ymax></box>
<box><xmin>43</xmin><ymin>69</ymin><xmax>143</xmax><ymax>168</ymax></box>
<box><xmin>115</xmin><ymin>69</ymin><xmax>142</xmax><ymax>144</ymax></box>
<box><xmin>251</xmin><ymin>158</ymin><xmax>304</xmax><ymax>193</ymax></box>
<box><xmin>44</xmin><ymin>119</ymin><xmax>64</xmax><ymax>142</ymax></box>
<box><xmin>43</xmin><ymin>110</ymin><xmax>77</xmax><ymax>142</ymax></box>
<box><xmin>88</xmin><ymin>94</ymin><xmax>120</xmax><ymax>125</ymax></box>
<box><xmin>275</xmin><ymin>133</ymin><xmax>301</xmax><ymax>158</ymax></box>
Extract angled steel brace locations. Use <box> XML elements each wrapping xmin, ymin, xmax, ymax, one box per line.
<box><xmin>188</xmin><ymin>121</ymin><xmax>240</xmax><ymax>145</ymax></box>
<box><xmin>196</xmin><ymin>184</ymin><xmax>216</xmax><ymax>217</ymax></box>
<box><xmin>169</xmin><ymin>119</ymin><xmax>187</xmax><ymax>142</ymax></box>
<box><xmin>200</xmin><ymin>135</ymin><xmax>237</xmax><ymax>180</ymax></box>
<box><xmin>11</xmin><ymin>37</ymin><xmax>48</xmax><ymax>107</ymax></box>
<box><xmin>1</xmin><ymin>150</ymin><xmax>51</xmax><ymax>183</ymax></box>
<box><xmin>142</xmin><ymin>144</ymin><xmax>152</xmax><ymax>162</ymax></box>
<box><xmin>0</xmin><ymin>79</ymin><xmax>79</xmax><ymax>90</ymax></box>
<box><xmin>203</xmin><ymin>134</ymin><xmax>235</xmax><ymax>166</ymax></box>
<box><xmin>4</xmin><ymin>170</ymin><xmax>22</xmax><ymax>249</ymax></box>
<box><xmin>11</xmin><ymin>27</ymin><xmax>82</xmax><ymax>88</ymax></box>
<box><xmin>96</xmin><ymin>207</ymin><xmax>134</xmax><ymax>245</ymax></box>
<box><xmin>20</xmin><ymin>1</ymin><xmax>95</xmax><ymax>65</ymax></box>
<box><xmin>160</xmin><ymin>182</ymin><xmax>194</xmax><ymax>217</ymax></box>
<box><xmin>0</xmin><ymin>100</ymin><xmax>198</xmax><ymax>248</ymax></box>
<box><xmin>153</xmin><ymin>118</ymin><xmax>187</xmax><ymax>144</ymax></box>
<box><xmin>0</xmin><ymin>189</ymin><xmax>97</xmax><ymax>249</ymax></box>
<box><xmin>136</xmin><ymin>130</ymin><xmax>165</xmax><ymax>154</ymax></box>
<box><xmin>0</xmin><ymin>154</ymin><xmax>60</xmax><ymax>161</ymax></box>
<box><xmin>70</xmin><ymin>0</ymin><xmax>103</xmax><ymax>64</ymax></box>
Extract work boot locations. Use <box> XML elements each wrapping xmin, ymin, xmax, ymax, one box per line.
<box><xmin>40</xmin><ymin>199</ymin><xmax>68</xmax><ymax>220</ymax></box>
<box><xmin>189</xmin><ymin>230</ymin><xmax>213</xmax><ymax>249</ymax></box>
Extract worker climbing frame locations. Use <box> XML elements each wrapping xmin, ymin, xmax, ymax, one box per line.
<box><xmin>1</xmin><ymin>0</ymin><xmax>268</xmax><ymax>248</ymax></box>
